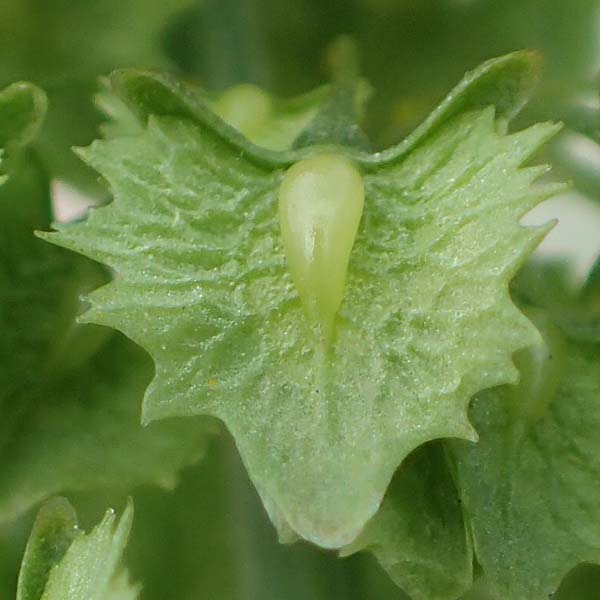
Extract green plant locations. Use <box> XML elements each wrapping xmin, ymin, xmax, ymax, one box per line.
<box><xmin>2</xmin><ymin>2</ymin><xmax>600</xmax><ymax>599</ymax></box>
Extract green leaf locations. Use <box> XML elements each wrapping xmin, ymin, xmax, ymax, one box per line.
<box><xmin>0</xmin><ymin>84</ymin><xmax>213</xmax><ymax>524</ymax></box>
<box><xmin>451</xmin><ymin>283</ymin><xmax>600</xmax><ymax>598</ymax></box>
<box><xmin>18</xmin><ymin>498</ymin><xmax>139</xmax><ymax>600</ymax></box>
<box><xmin>341</xmin><ymin>443</ymin><xmax>473</xmax><ymax>600</ymax></box>
<box><xmin>0</xmin><ymin>156</ymin><xmax>105</xmax><ymax>416</ymax></box>
<box><xmin>41</xmin><ymin>53</ymin><xmax>560</xmax><ymax>547</ymax></box>
<box><xmin>17</xmin><ymin>498</ymin><xmax>79</xmax><ymax>600</ymax></box>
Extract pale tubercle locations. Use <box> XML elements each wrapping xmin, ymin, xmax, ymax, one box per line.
<box><xmin>278</xmin><ymin>153</ymin><xmax>365</xmax><ymax>342</ymax></box>
<box><xmin>213</xmin><ymin>84</ymin><xmax>272</xmax><ymax>139</ymax></box>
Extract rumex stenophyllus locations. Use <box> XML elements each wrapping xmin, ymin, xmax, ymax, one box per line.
<box><xmin>40</xmin><ymin>51</ymin><xmax>563</xmax><ymax>547</ymax></box>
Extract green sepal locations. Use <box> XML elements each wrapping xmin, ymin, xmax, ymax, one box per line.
<box><xmin>17</xmin><ymin>498</ymin><xmax>139</xmax><ymax>600</ymax></box>
<box><xmin>17</xmin><ymin>498</ymin><xmax>79</xmax><ymax>600</ymax></box>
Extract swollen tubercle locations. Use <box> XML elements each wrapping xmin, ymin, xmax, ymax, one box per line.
<box><xmin>278</xmin><ymin>154</ymin><xmax>365</xmax><ymax>340</ymax></box>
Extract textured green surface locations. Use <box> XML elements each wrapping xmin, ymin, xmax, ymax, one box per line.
<box><xmin>36</xmin><ymin>500</ymin><xmax>138</xmax><ymax>600</ymax></box>
<box><xmin>42</xmin><ymin>52</ymin><xmax>560</xmax><ymax>547</ymax></box>
<box><xmin>0</xmin><ymin>82</ymin><xmax>213</xmax><ymax>524</ymax></box>
<box><xmin>342</xmin><ymin>443</ymin><xmax>472</xmax><ymax>600</ymax></box>
<box><xmin>452</xmin><ymin>266</ymin><xmax>600</xmax><ymax>599</ymax></box>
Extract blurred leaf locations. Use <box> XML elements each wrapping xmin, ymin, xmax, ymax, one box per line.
<box><xmin>17</xmin><ymin>498</ymin><xmax>138</xmax><ymax>600</ymax></box>
<box><xmin>510</xmin><ymin>259</ymin><xmax>575</xmax><ymax>310</ymax></box>
<box><xmin>165</xmin><ymin>0</ymin><xmax>598</xmax><ymax>145</ymax></box>
<box><xmin>0</xmin><ymin>517</ymin><xmax>32</xmax><ymax>600</ymax></box>
<box><xmin>554</xmin><ymin>563</ymin><xmax>600</xmax><ymax>600</ymax></box>
<box><xmin>512</xmin><ymin>258</ymin><xmax>600</xmax><ymax>343</ymax></box>
<box><xmin>451</xmin><ymin>286</ymin><xmax>600</xmax><ymax>598</ymax></box>
<box><xmin>0</xmin><ymin>81</ymin><xmax>98</xmax><ymax>424</ymax></box>
<box><xmin>0</xmin><ymin>0</ymin><xmax>195</xmax><ymax>192</ymax></box>
<box><xmin>0</xmin><ymin>334</ymin><xmax>215</xmax><ymax>525</ymax></box>
<box><xmin>342</xmin><ymin>443</ymin><xmax>472</xmax><ymax>600</ymax></box>
<box><xmin>17</xmin><ymin>498</ymin><xmax>78</xmax><ymax>600</ymax></box>
<box><xmin>0</xmin><ymin>82</ymin><xmax>213</xmax><ymax>525</ymax></box>
<box><xmin>0</xmin><ymin>82</ymin><xmax>46</xmax><ymax>153</ymax></box>
<box><xmin>290</xmin><ymin>36</ymin><xmax>372</xmax><ymax>151</ymax></box>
